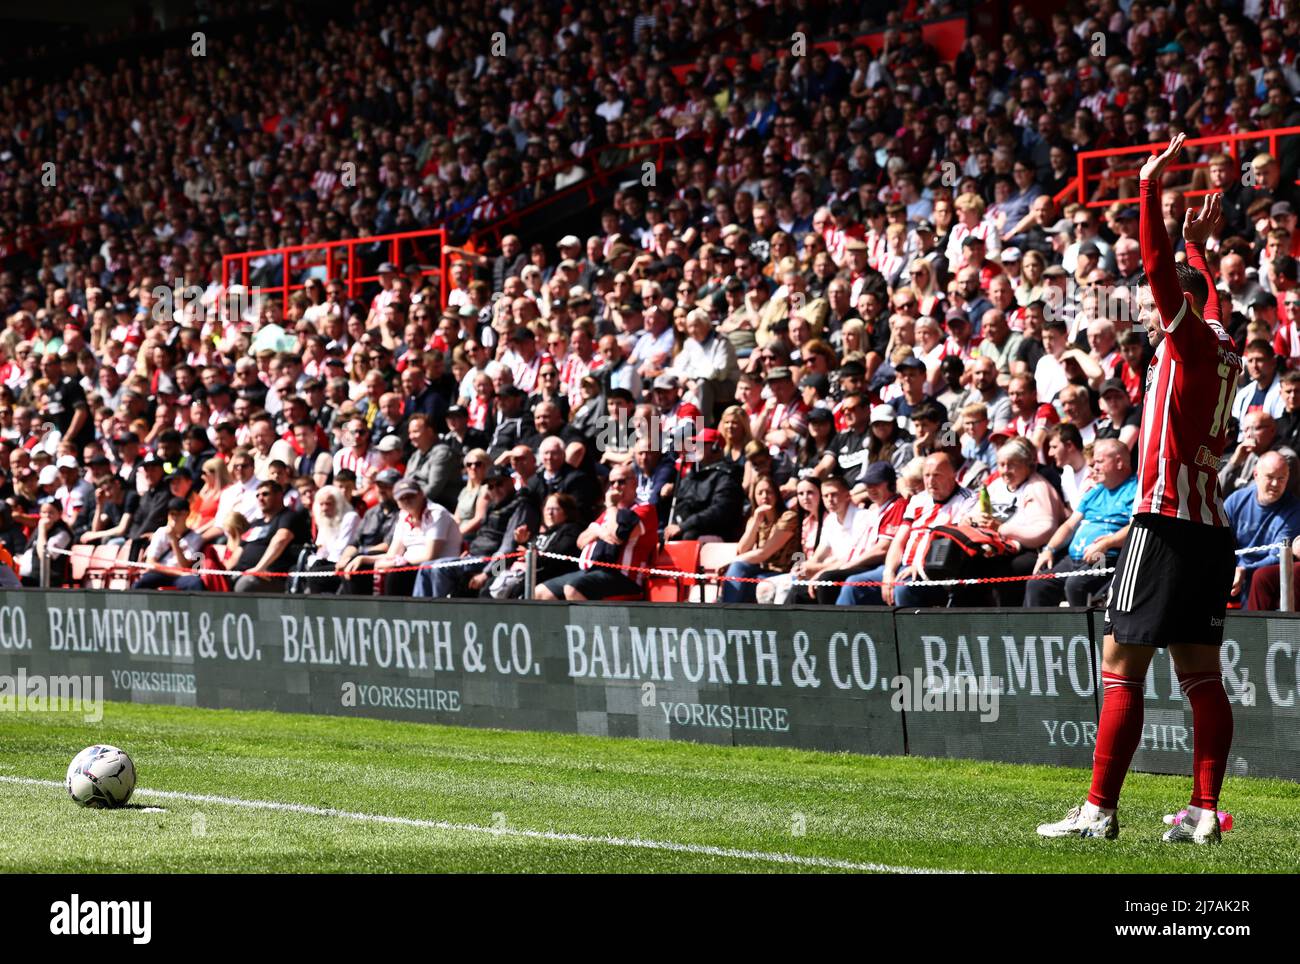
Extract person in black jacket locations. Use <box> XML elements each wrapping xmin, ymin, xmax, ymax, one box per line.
<box><xmin>445</xmin><ymin>469</ymin><xmax>541</xmax><ymax>597</ymax></box>
<box><xmin>662</xmin><ymin>428</ymin><xmax>744</xmax><ymax>541</ymax></box>
<box><xmin>126</xmin><ymin>456</ymin><xmax>171</xmax><ymax>544</ymax></box>
<box><xmin>527</xmin><ymin>436</ymin><xmax>600</xmax><ymax>523</ymax></box>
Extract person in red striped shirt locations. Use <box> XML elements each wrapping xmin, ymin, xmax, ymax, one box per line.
<box><xmin>535</xmin><ymin>465</ymin><xmax>657</xmax><ymax>601</ymax></box>
<box><xmin>1039</xmin><ymin>134</ymin><xmax>1241</xmax><ymax>846</ymax></box>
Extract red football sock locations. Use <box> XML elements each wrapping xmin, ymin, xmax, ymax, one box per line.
<box><xmin>1178</xmin><ymin>670</ymin><xmax>1233</xmax><ymax>810</ymax></box>
<box><xmin>1087</xmin><ymin>671</ymin><xmax>1145</xmax><ymax>810</ymax></box>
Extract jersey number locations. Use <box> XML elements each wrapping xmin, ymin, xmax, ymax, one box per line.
<box><xmin>1208</xmin><ymin>362</ymin><xmax>1233</xmax><ymax>438</ymax></box>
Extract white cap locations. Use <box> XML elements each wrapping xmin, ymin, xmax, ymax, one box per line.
<box><xmin>38</xmin><ymin>465</ymin><xmax>59</xmax><ymax>486</ymax></box>
<box><xmin>557</xmin><ymin>234</ymin><xmax>581</xmax><ymax>249</ymax></box>
<box><xmin>56</xmin><ymin>455</ymin><xmax>79</xmax><ymax>470</ymax></box>
<box><xmin>869</xmin><ymin>404</ymin><xmax>898</xmax><ymax>424</ymax></box>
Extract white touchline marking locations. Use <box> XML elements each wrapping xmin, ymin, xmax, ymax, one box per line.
<box><xmin>0</xmin><ymin>776</ymin><xmax>976</xmax><ymax>875</ymax></box>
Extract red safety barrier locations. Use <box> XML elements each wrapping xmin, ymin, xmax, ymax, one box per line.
<box><xmin>221</xmin><ymin>227</ymin><xmax>450</xmax><ymax>310</ymax></box>
<box><xmin>1072</xmin><ymin>125</ymin><xmax>1300</xmax><ymax>211</ymax></box>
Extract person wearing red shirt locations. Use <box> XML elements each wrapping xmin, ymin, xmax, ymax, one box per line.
<box><xmin>1039</xmin><ymin>135</ymin><xmax>1239</xmax><ymax>847</ymax></box>
<box><xmin>534</xmin><ymin>464</ymin><xmax>657</xmax><ymax>601</ymax></box>
<box><xmin>1007</xmin><ymin>374</ymin><xmax>1059</xmax><ymax>461</ymax></box>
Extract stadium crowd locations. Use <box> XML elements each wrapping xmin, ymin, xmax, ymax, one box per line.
<box><xmin>4</xmin><ymin>0</ymin><xmax>1300</xmax><ymax>607</ymax></box>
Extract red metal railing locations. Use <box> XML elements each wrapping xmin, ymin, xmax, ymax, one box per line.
<box><xmin>1073</xmin><ymin>126</ymin><xmax>1300</xmax><ymax>210</ymax></box>
<box><xmin>221</xmin><ymin>228</ymin><xmax>449</xmax><ymax>309</ymax></box>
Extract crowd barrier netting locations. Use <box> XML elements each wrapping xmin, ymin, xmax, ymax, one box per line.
<box><xmin>1</xmin><ymin>591</ymin><xmax>1297</xmax><ymax>782</ymax></box>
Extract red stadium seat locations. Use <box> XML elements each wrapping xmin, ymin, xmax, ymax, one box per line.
<box><xmin>68</xmin><ymin>544</ymin><xmax>95</xmax><ymax>587</ymax></box>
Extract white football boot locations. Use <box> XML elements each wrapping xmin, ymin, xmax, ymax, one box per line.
<box><xmin>1162</xmin><ymin>810</ymin><xmax>1221</xmax><ymax>845</ymax></box>
<box><xmin>1037</xmin><ymin>804</ymin><xmax>1120</xmax><ymax>839</ymax></box>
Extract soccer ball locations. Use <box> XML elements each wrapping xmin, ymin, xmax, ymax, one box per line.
<box><xmin>66</xmin><ymin>745</ymin><xmax>136</xmax><ymax>808</ymax></box>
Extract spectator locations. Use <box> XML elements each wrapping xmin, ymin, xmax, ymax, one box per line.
<box><xmin>662</xmin><ymin>428</ymin><xmax>743</xmax><ymax>542</ymax></box>
<box><xmin>229</xmin><ymin>480</ymin><xmax>311</xmax><ymax>594</ymax></box>
<box><xmin>529</xmin><ymin>436</ymin><xmax>598</xmax><ymax>521</ymax></box>
<box><xmin>1226</xmin><ymin>452</ymin><xmax>1300</xmax><ymax>607</ymax></box>
<box><xmin>536</xmin><ymin>464</ymin><xmax>657</xmax><ymax>602</ymax></box>
<box><xmin>632</xmin><ymin>438</ymin><xmax>675</xmax><ymax>522</ymax></box>
<box><xmin>126</xmin><ymin>455</ymin><xmax>171</xmax><ymax>544</ymax></box>
<box><xmin>289</xmin><ymin>486</ymin><xmax>361</xmax><ymax>595</ymax></box>
<box><xmin>1047</xmin><ymin>423</ymin><xmax>1095</xmax><ymax>509</ymax></box>
<box><xmin>958</xmin><ymin>402</ymin><xmax>999</xmax><ymax>482</ymax></box>
<box><xmin>490</xmin><ymin>493</ymin><xmax>583</xmax><ymax>599</ymax></box>
<box><xmin>1026</xmin><ymin>440</ymin><xmax>1137</xmax><ymax>608</ymax></box>
<box><xmin>1220</xmin><ymin>410</ymin><xmax>1297</xmax><ymax>496</ymax></box>
<box><xmin>882</xmin><ymin>454</ymin><xmax>978</xmax><ymax>608</ymax></box>
<box><xmin>18</xmin><ymin>502</ymin><xmax>72</xmax><ymax>587</ymax></box>
<box><xmin>450</xmin><ymin>467</ymin><xmax>539</xmax><ymax>597</ymax></box>
<box><xmin>404</xmin><ymin>413</ymin><xmax>462</xmax><ymax>510</ymax></box>
<box><xmin>1230</xmin><ymin>339</ymin><xmax>1284</xmax><ymax>434</ymax></box>
<box><xmin>1007</xmin><ymin>373</ymin><xmax>1059</xmax><ymax>461</ymax></box>
<box><xmin>831</xmin><ymin>461</ymin><xmax>910</xmax><ymax>606</ymax></box>
<box><xmin>719</xmin><ymin>475</ymin><xmax>799</xmax><ymax>604</ymax></box>
<box><xmin>193</xmin><ymin>458</ymin><xmax>230</xmax><ymax>529</ymax></box>
<box><xmin>1058</xmin><ymin>384</ymin><xmax>1100</xmax><ymax>446</ymax></box>
<box><xmin>1095</xmin><ymin>378</ymin><xmax>1142</xmax><ymax>451</ymax></box>
<box><xmin>455</xmin><ymin>449</ymin><xmax>491</xmax><ymax>538</ymax></box>
<box><xmin>788</xmin><ymin>474</ymin><xmax>866</xmax><ymax>605</ymax></box>
<box><xmin>969</xmin><ymin>437</ymin><xmax>1068</xmax><ymax>605</ymax></box>
<box><xmin>78</xmin><ymin>474</ymin><xmax>135</xmax><ymax>546</ymax></box>
<box><xmin>336</xmin><ymin>469</ymin><xmax>402</xmax><ymax>595</ymax></box>
<box><xmin>1271</xmin><ymin>370</ymin><xmax>1300</xmax><ymax>455</ymax></box>
<box><xmin>132</xmin><ymin>498</ymin><xmax>204</xmax><ymax>591</ymax></box>
<box><xmin>950</xmin><ymin>357</ymin><xmax>1013</xmax><ymax>430</ymax></box>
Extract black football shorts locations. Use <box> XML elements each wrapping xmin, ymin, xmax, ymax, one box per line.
<box><xmin>1103</xmin><ymin>513</ymin><xmax>1236</xmax><ymax>647</ymax></box>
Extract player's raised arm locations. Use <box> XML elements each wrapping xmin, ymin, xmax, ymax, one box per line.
<box><xmin>1183</xmin><ymin>192</ymin><xmax>1225</xmax><ymax>326</ymax></box>
<box><xmin>1139</xmin><ymin>133</ymin><xmax>1190</xmax><ymax>327</ymax></box>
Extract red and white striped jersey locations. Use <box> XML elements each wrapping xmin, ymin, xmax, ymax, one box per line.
<box><xmin>945</xmin><ymin>219</ymin><xmax>1002</xmax><ymax>266</ymax></box>
<box><xmin>899</xmin><ymin>486</ymin><xmax>978</xmax><ymax>569</ymax></box>
<box><xmin>1134</xmin><ymin>177</ymin><xmax>1241</xmax><ymax>527</ymax></box>
<box><xmin>334</xmin><ymin>447</ymin><xmax>383</xmax><ymax>484</ymax></box>
<box><xmin>578</xmin><ymin>502</ymin><xmax>659</xmax><ymax>585</ymax></box>
<box><xmin>1273</xmin><ymin>321</ymin><xmax>1300</xmax><ymax>362</ymax></box>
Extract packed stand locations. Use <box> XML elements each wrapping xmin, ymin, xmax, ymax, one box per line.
<box><xmin>4</xmin><ymin>1</ymin><xmax>1300</xmax><ymax>608</ymax></box>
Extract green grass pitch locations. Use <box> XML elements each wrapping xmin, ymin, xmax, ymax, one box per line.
<box><xmin>1</xmin><ymin>701</ymin><xmax>1296</xmax><ymax>873</ymax></box>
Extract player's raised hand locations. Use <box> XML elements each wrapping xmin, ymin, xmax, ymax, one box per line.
<box><xmin>1183</xmin><ymin>191</ymin><xmax>1224</xmax><ymax>245</ymax></box>
<box><xmin>1139</xmin><ymin>132</ymin><xmax>1186</xmax><ymax>182</ymax></box>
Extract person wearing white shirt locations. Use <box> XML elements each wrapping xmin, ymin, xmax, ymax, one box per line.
<box><xmin>668</xmin><ymin>309</ymin><xmax>740</xmax><ymax>420</ymax></box>
<box><xmin>790</xmin><ymin>474</ymin><xmax>868</xmax><ymax>603</ymax></box>
<box><xmin>343</xmin><ymin>480</ymin><xmax>462</xmax><ymax>597</ymax></box>
<box><xmin>203</xmin><ymin>451</ymin><xmax>263</xmax><ymax>541</ymax></box>
<box><xmin>131</xmin><ymin>499</ymin><xmax>204</xmax><ymax>589</ymax></box>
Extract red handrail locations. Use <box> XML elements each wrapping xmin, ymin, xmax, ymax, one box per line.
<box><xmin>1073</xmin><ymin>125</ymin><xmax>1300</xmax><ymax>210</ymax></box>
<box><xmin>220</xmin><ymin>228</ymin><xmax>449</xmax><ymax>309</ymax></box>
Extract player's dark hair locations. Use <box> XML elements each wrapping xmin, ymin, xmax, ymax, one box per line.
<box><xmin>1174</xmin><ymin>261</ymin><xmax>1208</xmax><ymax>308</ymax></box>
<box><xmin>1244</xmin><ymin>338</ymin><xmax>1274</xmax><ymax>358</ymax></box>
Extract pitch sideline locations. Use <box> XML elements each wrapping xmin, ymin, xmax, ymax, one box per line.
<box><xmin>0</xmin><ymin>775</ymin><xmax>976</xmax><ymax>874</ymax></box>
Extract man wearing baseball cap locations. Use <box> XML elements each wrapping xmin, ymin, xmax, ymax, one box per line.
<box><xmin>662</xmin><ymin>427</ymin><xmax>744</xmax><ymax>542</ymax></box>
<box><xmin>832</xmin><ymin>462</ymin><xmax>909</xmax><ymax>606</ymax></box>
<box><xmin>336</xmin><ymin>468</ymin><xmax>403</xmax><ymax>594</ymax></box>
